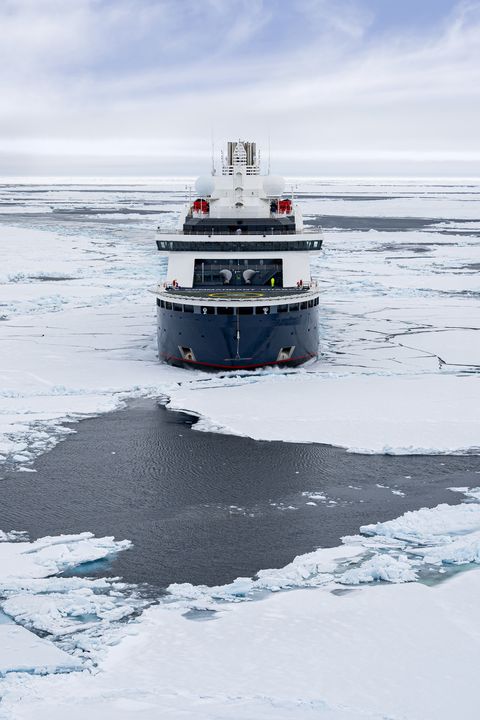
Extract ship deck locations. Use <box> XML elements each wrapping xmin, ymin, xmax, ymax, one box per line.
<box><xmin>161</xmin><ymin>286</ymin><xmax>316</xmax><ymax>300</ymax></box>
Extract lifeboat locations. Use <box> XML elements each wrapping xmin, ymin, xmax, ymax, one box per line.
<box><xmin>278</xmin><ymin>199</ymin><xmax>292</xmax><ymax>214</ymax></box>
<box><xmin>192</xmin><ymin>198</ymin><xmax>209</xmax><ymax>213</ymax></box>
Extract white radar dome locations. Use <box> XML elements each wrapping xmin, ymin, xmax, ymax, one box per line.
<box><xmin>263</xmin><ymin>174</ymin><xmax>285</xmax><ymax>197</ymax></box>
<box><xmin>195</xmin><ymin>175</ymin><xmax>215</xmax><ymax>197</ymax></box>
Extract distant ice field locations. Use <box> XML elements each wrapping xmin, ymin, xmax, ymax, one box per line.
<box><xmin>0</xmin><ymin>176</ymin><xmax>479</xmax><ymax>465</ymax></box>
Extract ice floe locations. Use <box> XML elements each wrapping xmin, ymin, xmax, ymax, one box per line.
<box><xmin>0</xmin><ymin>530</ymin><xmax>143</xmax><ymax>675</ymax></box>
<box><xmin>0</xmin><ymin>532</ymin><xmax>131</xmax><ymax>580</ymax></box>
<box><xmin>0</xmin><ymin>623</ymin><xmax>81</xmax><ymax>678</ymax></box>
<box><xmin>168</xmin><ymin>372</ymin><xmax>480</xmax><ymax>454</ymax></box>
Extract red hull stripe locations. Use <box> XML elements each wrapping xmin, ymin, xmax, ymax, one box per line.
<box><xmin>159</xmin><ymin>352</ymin><xmax>316</xmax><ymax>370</ymax></box>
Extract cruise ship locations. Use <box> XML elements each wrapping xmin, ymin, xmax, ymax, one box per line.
<box><xmin>155</xmin><ymin>140</ymin><xmax>323</xmax><ymax>370</ymax></box>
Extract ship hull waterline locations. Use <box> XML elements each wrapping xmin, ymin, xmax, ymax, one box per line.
<box><xmin>157</xmin><ymin>304</ymin><xmax>319</xmax><ymax>371</ymax></box>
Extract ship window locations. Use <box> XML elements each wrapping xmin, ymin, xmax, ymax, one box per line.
<box><xmin>289</xmin><ymin>303</ymin><xmax>299</xmax><ymax>312</ymax></box>
<box><xmin>217</xmin><ymin>306</ymin><xmax>234</xmax><ymax>315</ymax></box>
<box><xmin>314</xmin><ymin>297</ymin><xmax>319</xmax><ymax>306</ymax></box>
<box><xmin>300</xmin><ymin>302</ymin><xmax>308</xmax><ymax>310</ymax></box>
<box><xmin>183</xmin><ymin>304</ymin><xmax>194</xmax><ymax>313</ymax></box>
<box><xmin>308</xmin><ymin>299</ymin><xmax>314</xmax><ymax>308</ymax></box>
<box><xmin>238</xmin><ymin>306</ymin><xmax>253</xmax><ymax>315</ymax></box>
<box><xmin>278</xmin><ymin>304</ymin><xmax>288</xmax><ymax>313</ymax></box>
<box><xmin>156</xmin><ymin>298</ymin><xmax>161</xmax><ymax>307</ymax></box>
<box><xmin>255</xmin><ymin>306</ymin><xmax>270</xmax><ymax>314</ymax></box>
<box><xmin>157</xmin><ymin>239</ymin><xmax>324</xmax><ymax>252</ymax></box>
<box><xmin>173</xmin><ymin>303</ymin><xmax>182</xmax><ymax>311</ymax></box>
<box><xmin>193</xmin><ymin>258</ymin><xmax>283</xmax><ymax>288</ymax></box>
<box><xmin>165</xmin><ymin>301</ymin><xmax>172</xmax><ymax>310</ymax></box>
<box><xmin>201</xmin><ymin>306</ymin><xmax>215</xmax><ymax>315</ymax></box>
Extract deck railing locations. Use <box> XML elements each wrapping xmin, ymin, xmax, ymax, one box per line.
<box><xmin>155</xmin><ymin>280</ymin><xmax>319</xmax><ymax>303</ymax></box>
<box><xmin>155</xmin><ymin>227</ymin><xmax>322</xmax><ymax>236</ymax></box>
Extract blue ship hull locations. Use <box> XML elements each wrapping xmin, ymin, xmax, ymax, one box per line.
<box><xmin>157</xmin><ymin>303</ymin><xmax>319</xmax><ymax>370</ymax></box>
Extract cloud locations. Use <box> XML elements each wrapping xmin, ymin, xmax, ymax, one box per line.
<box><xmin>0</xmin><ymin>0</ymin><xmax>479</xmax><ymax>174</ymax></box>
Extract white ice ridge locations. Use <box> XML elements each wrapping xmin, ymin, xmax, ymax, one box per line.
<box><xmin>165</xmin><ymin>488</ymin><xmax>480</xmax><ymax>603</ymax></box>
<box><xmin>3</xmin><ymin>488</ymin><xmax>480</xmax><ymax>719</ymax></box>
<box><xmin>0</xmin><ymin>532</ymin><xmax>131</xmax><ymax>580</ymax></box>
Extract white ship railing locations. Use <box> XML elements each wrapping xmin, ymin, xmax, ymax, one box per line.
<box><xmin>221</xmin><ymin>165</ymin><xmax>260</xmax><ymax>175</ymax></box>
<box><xmin>155</xmin><ymin>228</ymin><xmax>323</xmax><ymax>236</ymax></box>
<box><xmin>155</xmin><ymin>280</ymin><xmax>319</xmax><ymax>304</ymax></box>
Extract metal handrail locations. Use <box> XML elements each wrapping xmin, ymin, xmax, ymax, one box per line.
<box><xmin>155</xmin><ymin>280</ymin><xmax>319</xmax><ymax>303</ymax></box>
<box><xmin>155</xmin><ymin>228</ymin><xmax>323</xmax><ymax>236</ymax></box>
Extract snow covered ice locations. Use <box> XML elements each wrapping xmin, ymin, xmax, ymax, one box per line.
<box><xmin>1</xmin><ymin>178</ymin><xmax>479</xmax><ymax>464</ymax></box>
<box><xmin>1</xmin><ymin>177</ymin><xmax>480</xmax><ymax>718</ymax></box>
<box><xmin>3</xmin><ymin>488</ymin><xmax>480</xmax><ymax>719</ymax></box>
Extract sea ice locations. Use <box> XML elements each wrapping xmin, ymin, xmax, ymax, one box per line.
<box><xmin>1</xmin><ymin>490</ymin><xmax>480</xmax><ymax>718</ymax></box>
<box><xmin>0</xmin><ymin>624</ymin><xmax>81</xmax><ymax>677</ymax></box>
<box><xmin>1</xmin><ymin>178</ymin><xmax>480</xmax><ymax>717</ymax></box>
<box><xmin>338</xmin><ymin>553</ymin><xmax>417</xmax><ymax>584</ymax></box>
<box><xmin>167</xmin><ymin>372</ymin><xmax>480</xmax><ymax>454</ymax></box>
<box><xmin>360</xmin><ymin>498</ymin><xmax>480</xmax><ymax>545</ymax></box>
<box><xmin>0</xmin><ymin>532</ymin><xmax>131</xmax><ymax>580</ymax></box>
<box><xmin>1</xmin><ymin>178</ymin><xmax>480</xmax><ymax>463</ymax></box>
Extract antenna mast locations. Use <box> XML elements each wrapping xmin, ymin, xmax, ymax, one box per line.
<box><xmin>211</xmin><ymin>129</ymin><xmax>216</xmax><ymax>176</ymax></box>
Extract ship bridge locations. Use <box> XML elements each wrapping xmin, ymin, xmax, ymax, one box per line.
<box><xmin>182</xmin><ymin>139</ymin><xmax>301</xmax><ymax>235</ymax></box>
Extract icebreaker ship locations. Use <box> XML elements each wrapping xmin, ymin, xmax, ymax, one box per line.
<box><xmin>155</xmin><ymin>140</ymin><xmax>323</xmax><ymax>369</ymax></box>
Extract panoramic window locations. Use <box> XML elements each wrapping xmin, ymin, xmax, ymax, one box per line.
<box><xmin>193</xmin><ymin>258</ymin><xmax>283</xmax><ymax>288</ymax></box>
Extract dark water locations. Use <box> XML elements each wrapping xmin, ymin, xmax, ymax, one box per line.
<box><xmin>305</xmin><ymin>215</ymin><xmax>473</xmax><ymax>232</ymax></box>
<box><xmin>0</xmin><ymin>400</ymin><xmax>478</xmax><ymax>590</ymax></box>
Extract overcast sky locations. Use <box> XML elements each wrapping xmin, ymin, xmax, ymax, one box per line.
<box><xmin>1</xmin><ymin>0</ymin><xmax>479</xmax><ymax>176</ymax></box>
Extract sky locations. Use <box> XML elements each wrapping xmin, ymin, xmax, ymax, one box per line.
<box><xmin>1</xmin><ymin>0</ymin><xmax>479</xmax><ymax>176</ymax></box>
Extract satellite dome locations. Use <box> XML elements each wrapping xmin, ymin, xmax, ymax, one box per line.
<box><xmin>263</xmin><ymin>174</ymin><xmax>285</xmax><ymax>197</ymax></box>
<box><xmin>195</xmin><ymin>175</ymin><xmax>215</xmax><ymax>197</ymax></box>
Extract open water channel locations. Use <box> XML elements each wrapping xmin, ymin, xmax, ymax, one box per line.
<box><xmin>1</xmin><ymin>399</ymin><xmax>478</xmax><ymax>590</ymax></box>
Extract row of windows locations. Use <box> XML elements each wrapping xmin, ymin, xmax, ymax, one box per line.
<box><xmin>156</xmin><ymin>240</ymin><xmax>323</xmax><ymax>252</ymax></box>
<box><xmin>183</xmin><ymin>222</ymin><xmax>296</xmax><ymax>236</ymax></box>
<box><xmin>156</xmin><ymin>297</ymin><xmax>320</xmax><ymax>314</ymax></box>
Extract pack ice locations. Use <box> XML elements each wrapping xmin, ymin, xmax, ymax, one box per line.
<box><xmin>1</xmin><ymin>178</ymin><xmax>480</xmax><ymax>718</ymax></box>
<box><xmin>0</xmin><ymin>531</ymin><xmax>136</xmax><ymax>680</ymax></box>
<box><xmin>2</xmin><ymin>488</ymin><xmax>480</xmax><ymax>719</ymax></box>
<box><xmin>0</xmin><ymin>177</ymin><xmax>479</xmax><ymax>465</ymax></box>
